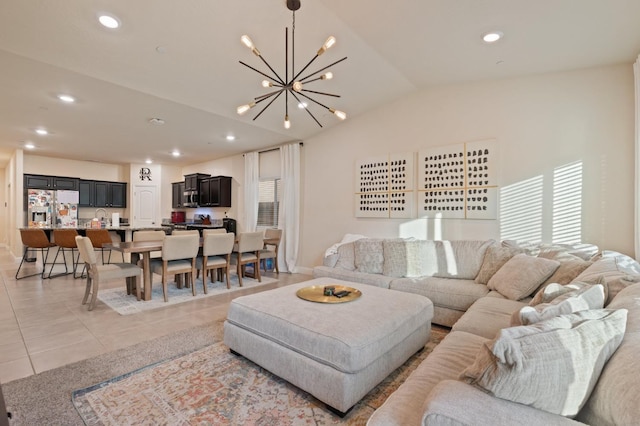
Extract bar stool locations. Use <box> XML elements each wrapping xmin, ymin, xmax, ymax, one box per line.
<box><xmin>49</xmin><ymin>229</ymin><xmax>84</xmax><ymax>278</ymax></box>
<box><xmin>15</xmin><ymin>229</ymin><xmax>56</xmax><ymax>280</ymax></box>
<box><xmin>85</xmin><ymin>229</ymin><xmax>113</xmax><ymax>264</ymax></box>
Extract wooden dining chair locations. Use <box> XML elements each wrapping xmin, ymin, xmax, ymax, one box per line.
<box><xmin>75</xmin><ymin>236</ymin><xmax>143</xmax><ymax>310</ymax></box>
<box><xmin>196</xmin><ymin>232</ymin><xmax>235</xmax><ymax>291</ymax></box>
<box><xmin>232</xmin><ymin>231</ymin><xmax>265</xmax><ymax>287</ymax></box>
<box><xmin>150</xmin><ymin>233</ymin><xmax>200</xmax><ymax>302</ymax></box>
<box><xmin>15</xmin><ymin>229</ymin><xmax>56</xmax><ymax>280</ymax></box>
<box><xmin>260</xmin><ymin>228</ymin><xmax>282</xmax><ymax>274</ymax></box>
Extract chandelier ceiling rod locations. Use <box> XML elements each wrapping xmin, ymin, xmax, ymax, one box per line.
<box><xmin>236</xmin><ymin>0</ymin><xmax>347</xmax><ymax>129</ymax></box>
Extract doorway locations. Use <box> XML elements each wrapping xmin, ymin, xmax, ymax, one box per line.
<box><xmin>133</xmin><ymin>185</ymin><xmax>158</xmax><ymax>227</ymax></box>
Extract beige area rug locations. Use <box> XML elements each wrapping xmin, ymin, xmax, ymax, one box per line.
<box><xmin>73</xmin><ymin>326</ymin><xmax>449</xmax><ymax>425</ymax></box>
<box><xmin>98</xmin><ymin>275</ymin><xmax>278</xmax><ymax>315</ymax></box>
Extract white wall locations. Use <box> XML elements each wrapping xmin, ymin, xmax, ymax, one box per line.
<box><xmin>299</xmin><ymin>64</ymin><xmax>635</xmax><ymax>267</ymax></box>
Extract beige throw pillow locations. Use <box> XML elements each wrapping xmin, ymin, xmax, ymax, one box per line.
<box><xmin>475</xmin><ymin>245</ymin><xmax>523</xmax><ymax>284</ymax></box>
<box><xmin>354</xmin><ymin>238</ymin><xmax>384</xmax><ymax>274</ymax></box>
<box><xmin>461</xmin><ymin>309</ymin><xmax>628</xmax><ymax>417</ymax></box>
<box><xmin>512</xmin><ymin>281</ymin><xmax>606</xmax><ymax>326</ymax></box>
<box><xmin>335</xmin><ymin>242</ymin><xmax>356</xmax><ymax>271</ymax></box>
<box><xmin>487</xmin><ymin>254</ymin><xmax>560</xmax><ymax>300</ymax></box>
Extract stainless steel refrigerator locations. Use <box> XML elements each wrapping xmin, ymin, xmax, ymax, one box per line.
<box><xmin>27</xmin><ymin>189</ymin><xmax>79</xmax><ymax>228</ymax></box>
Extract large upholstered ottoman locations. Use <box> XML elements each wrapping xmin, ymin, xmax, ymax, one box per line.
<box><xmin>223</xmin><ymin>277</ymin><xmax>433</xmax><ymax>414</ymax></box>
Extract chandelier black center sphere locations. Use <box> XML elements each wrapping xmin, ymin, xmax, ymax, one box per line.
<box><xmin>236</xmin><ymin>0</ymin><xmax>347</xmax><ymax>129</ymax></box>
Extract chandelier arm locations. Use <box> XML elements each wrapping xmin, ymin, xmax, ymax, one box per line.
<box><xmin>239</xmin><ymin>61</ymin><xmax>284</xmax><ymax>85</ymax></box>
<box><xmin>301</xmin><ymin>89</ymin><xmax>341</xmax><ymax>98</ymax></box>
<box><xmin>252</xmin><ymin>90</ymin><xmax>284</xmax><ymax>121</ymax></box>
<box><xmin>255</xmin><ymin>89</ymin><xmax>284</xmax><ymax>102</ymax></box>
<box><xmin>297</xmin><ymin>92</ymin><xmax>332</xmax><ymax>111</ymax></box>
<box><xmin>289</xmin><ymin>91</ymin><xmax>323</xmax><ymax>127</ymax></box>
<box><xmin>299</xmin><ymin>57</ymin><xmax>348</xmax><ymax>83</ymax></box>
<box><xmin>292</xmin><ymin>54</ymin><xmax>320</xmax><ymax>82</ymax></box>
<box><xmin>258</xmin><ymin>55</ymin><xmax>286</xmax><ymax>85</ymax></box>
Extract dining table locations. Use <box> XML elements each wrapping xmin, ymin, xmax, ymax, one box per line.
<box><xmin>105</xmin><ymin>236</ymin><xmax>279</xmax><ymax>301</ymax></box>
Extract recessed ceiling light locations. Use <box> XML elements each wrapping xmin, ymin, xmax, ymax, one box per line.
<box><xmin>35</xmin><ymin>128</ymin><xmax>48</xmax><ymax>135</ymax></box>
<box><xmin>57</xmin><ymin>94</ymin><xmax>75</xmax><ymax>103</ymax></box>
<box><xmin>145</xmin><ymin>159</ymin><xmax>153</xmax><ymax>164</ymax></box>
<box><xmin>226</xmin><ymin>135</ymin><xmax>236</xmax><ymax>141</ymax></box>
<box><xmin>148</xmin><ymin>117</ymin><xmax>165</xmax><ymax>125</ymax></box>
<box><xmin>483</xmin><ymin>31</ymin><xmax>503</xmax><ymax>43</ymax></box>
<box><xmin>98</xmin><ymin>14</ymin><xmax>120</xmax><ymax>29</ymax></box>
<box><xmin>24</xmin><ymin>142</ymin><xmax>35</xmax><ymax>150</ymax></box>
<box><xmin>171</xmin><ymin>150</ymin><xmax>180</xmax><ymax>157</ymax></box>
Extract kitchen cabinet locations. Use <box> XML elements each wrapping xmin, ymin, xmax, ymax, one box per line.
<box><xmin>184</xmin><ymin>173</ymin><xmax>210</xmax><ymax>191</ymax></box>
<box><xmin>24</xmin><ymin>174</ymin><xmax>79</xmax><ymax>190</ymax></box>
<box><xmin>172</xmin><ymin>181</ymin><xmax>185</xmax><ymax>208</ymax></box>
<box><xmin>94</xmin><ymin>181</ymin><xmax>127</xmax><ymax>208</ymax></box>
<box><xmin>80</xmin><ymin>180</ymin><xmax>126</xmax><ymax>208</ymax></box>
<box><xmin>199</xmin><ymin>176</ymin><xmax>232</xmax><ymax>207</ymax></box>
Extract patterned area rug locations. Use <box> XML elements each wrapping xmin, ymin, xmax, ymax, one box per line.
<box><xmin>72</xmin><ymin>325</ymin><xmax>449</xmax><ymax>425</ymax></box>
<box><xmin>98</xmin><ymin>275</ymin><xmax>278</xmax><ymax>315</ymax></box>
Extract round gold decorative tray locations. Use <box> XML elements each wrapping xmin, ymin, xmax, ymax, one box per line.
<box><xmin>296</xmin><ymin>285</ymin><xmax>362</xmax><ymax>303</ymax></box>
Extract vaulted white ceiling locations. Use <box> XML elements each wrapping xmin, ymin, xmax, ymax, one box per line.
<box><xmin>1</xmin><ymin>0</ymin><xmax>639</xmax><ymax>167</ymax></box>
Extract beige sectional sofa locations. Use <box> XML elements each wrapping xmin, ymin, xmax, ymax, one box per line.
<box><xmin>313</xmin><ymin>237</ymin><xmax>640</xmax><ymax>425</ymax></box>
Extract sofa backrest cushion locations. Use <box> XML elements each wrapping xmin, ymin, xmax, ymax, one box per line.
<box><xmin>573</xmin><ymin>251</ymin><xmax>640</xmax><ymax>305</ymax></box>
<box><xmin>475</xmin><ymin>245</ymin><xmax>523</xmax><ymax>284</ymax></box>
<box><xmin>382</xmin><ymin>238</ymin><xmax>434</xmax><ymax>278</ymax></box>
<box><xmin>487</xmin><ymin>254</ymin><xmax>560</xmax><ymax>300</ymax></box>
<box><xmin>461</xmin><ymin>309</ymin><xmax>628</xmax><ymax>418</ymax></box>
<box><xmin>431</xmin><ymin>240</ymin><xmax>495</xmax><ymax>280</ymax></box>
<box><xmin>354</xmin><ymin>238</ymin><xmax>385</xmax><ymax>274</ymax></box>
<box><xmin>335</xmin><ymin>242</ymin><xmax>356</xmax><ymax>271</ymax></box>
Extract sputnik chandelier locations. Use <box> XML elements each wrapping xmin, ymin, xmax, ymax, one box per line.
<box><xmin>236</xmin><ymin>0</ymin><xmax>347</xmax><ymax>129</ymax></box>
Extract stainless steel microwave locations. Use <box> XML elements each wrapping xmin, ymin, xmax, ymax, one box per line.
<box><xmin>183</xmin><ymin>190</ymin><xmax>199</xmax><ymax>207</ymax></box>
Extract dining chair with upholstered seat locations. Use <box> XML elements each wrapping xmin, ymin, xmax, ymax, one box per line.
<box><xmin>84</xmin><ymin>229</ymin><xmax>114</xmax><ymax>264</ymax></box>
<box><xmin>131</xmin><ymin>230</ymin><xmax>166</xmax><ymax>264</ymax></box>
<box><xmin>196</xmin><ymin>231</ymin><xmax>235</xmax><ymax>291</ymax></box>
<box><xmin>260</xmin><ymin>228</ymin><xmax>282</xmax><ymax>274</ymax></box>
<box><xmin>15</xmin><ymin>228</ymin><xmax>56</xmax><ymax>280</ymax></box>
<box><xmin>75</xmin><ymin>236</ymin><xmax>143</xmax><ymax>311</ymax></box>
<box><xmin>50</xmin><ymin>229</ymin><xmax>84</xmax><ymax>278</ymax></box>
<box><xmin>232</xmin><ymin>230</ymin><xmax>265</xmax><ymax>287</ymax></box>
<box><xmin>150</xmin><ymin>233</ymin><xmax>200</xmax><ymax>302</ymax></box>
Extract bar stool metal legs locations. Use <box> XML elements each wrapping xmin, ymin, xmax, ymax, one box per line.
<box><xmin>15</xmin><ymin>229</ymin><xmax>56</xmax><ymax>280</ymax></box>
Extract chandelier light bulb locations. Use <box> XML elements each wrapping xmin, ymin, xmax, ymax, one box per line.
<box><xmin>261</xmin><ymin>80</ymin><xmax>272</xmax><ymax>88</ymax></box>
<box><xmin>321</xmin><ymin>72</ymin><xmax>333</xmax><ymax>80</ymax></box>
<box><xmin>237</xmin><ymin>101</ymin><xmax>256</xmax><ymax>115</ymax></box>
<box><xmin>292</xmin><ymin>81</ymin><xmax>303</xmax><ymax>92</ymax></box>
<box><xmin>330</xmin><ymin>108</ymin><xmax>347</xmax><ymax>120</ymax></box>
<box><xmin>284</xmin><ymin>115</ymin><xmax>291</xmax><ymax>129</ymax></box>
<box><xmin>318</xmin><ymin>36</ymin><xmax>336</xmax><ymax>55</ymax></box>
<box><xmin>241</xmin><ymin>35</ymin><xmax>260</xmax><ymax>55</ymax></box>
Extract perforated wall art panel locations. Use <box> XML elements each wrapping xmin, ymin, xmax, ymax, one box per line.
<box><xmin>418</xmin><ymin>139</ymin><xmax>498</xmax><ymax>219</ymax></box>
<box><xmin>355</xmin><ymin>153</ymin><xmax>415</xmax><ymax>218</ymax></box>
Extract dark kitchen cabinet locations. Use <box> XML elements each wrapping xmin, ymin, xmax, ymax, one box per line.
<box><xmin>184</xmin><ymin>173</ymin><xmax>210</xmax><ymax>191</ymax></box>
<box><xmin>199</xmin><ymin>176</ymin><xmax>232</xmax><ymax>207</ymax></box>
<box><xmin>172</xmin><ymin>181</ymin><xmax>185</xmax><ymax>208</ymax></box>
<box><xmin>24</xmin><ymin>174</ymin><xmax>79</xmax><ymax>190</ymax></box>
<box><xmin>79</xmin><ymin>179</ymin><xmax>95</xmax><ymax>207</ymax></box>
<box><xmin>94</xmin><ymin>181</ymin><xmax>127</xmax><ymax>208</ymax></box>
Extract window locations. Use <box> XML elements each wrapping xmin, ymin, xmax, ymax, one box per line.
<box><xmin>257</xmin><ymin>178</ymin><xmax>281</xmax><ymax>227</ymax></box>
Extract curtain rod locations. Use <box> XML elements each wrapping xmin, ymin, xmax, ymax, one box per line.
<box><xmin>243</xmin><ymin>142</ymin><xmax>303</xmax><ymax>156</ymax></box>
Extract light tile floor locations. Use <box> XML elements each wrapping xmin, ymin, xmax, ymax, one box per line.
<box><xmin>0</xmin><ymin>247</ymin><xmax>311</xmax><ymax>383</ymax></box>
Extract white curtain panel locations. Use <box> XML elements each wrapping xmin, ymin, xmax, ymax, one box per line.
<box><xmin>279</xmin><ymin>142</ymin><xmax>301</xmax><ymax>273</ymax></box>
<box><xmin>635</xmin><ymin>54</ymin><xmax>640</xmax><ymax>259</ymax></box>
<box><xmin>243</xmin><ymin>151</ymin><xmax>260</xmax><ymax>232</ymax></box>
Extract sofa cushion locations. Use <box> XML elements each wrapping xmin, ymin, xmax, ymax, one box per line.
<box><xmin>577</xmin><ymin>283</ymin><xmax>640</xmax><ymax>425</ymax></box>
<box><xmin>461</xmin><ymin>309</ymin><xmax>627</xmax><ymax>417</ymax></box>
<box><xmin>475</xmin><ymin>245</ymin><xmax>523</xmax><ymax>284</ymax></box>
<box><xmin>312</xmin><ymin>265</ymin><xmax>393</xmax><ymax>289</ymax></box>
<box><xmin>335</xmin><ymin>242</ymin><xmax>356</xmax><ymax>271</ymax></box>
<box><xmin>574</xmin><ymin>252</ymin><xmax>640</xmax><ymax>304</ymax></box>
<box><xmin>511</xmin><ymin>281</ymin><xmax>606</xmax><ymax>326</ymax></box>
<box><xmin>431</xmin><ymin>240</ymin><xmax>495</xmax><ymax>280</ymax></box>
<box><xmin>540</xmin><ymin>255</ymin><xmax>592</xmax><ymax>287</ymax></box>
<box><xmin>487</xmin><ymin>254</ymin><xmax>560</xmax><ymax>300</ymax></box>
<box><xmin>452</xmin><ymin>295</ymin><xmax>527</xmax><ymax>339</ymax></box>
<box><xmin>382</xmin><ymin>239</ymin><xmax>431</xmax><ymax>278</ymax></box>
<box><xmin>354</xmin><ymin>238</ymin><xmax>385</xmax><ymax>274</ymax></box>
<box><xmin>390</xmin><ymin>276</ymin><xmax>490</xmax><ymax>312</ymax></box>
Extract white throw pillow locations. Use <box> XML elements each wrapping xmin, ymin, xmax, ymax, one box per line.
<box><xmin>354</xmin><ymin>238</ymin><xmax>384</xmax><ymax>274</ymax></box>
<box><xmin>487</xmin><ymin>254</ymin><xmax>560</xmax><ymax>300</ymax></box>
<box><xmin>512</xmin><ymin>281</ymin><xmax>606</xmax><ymax>326</ymax></box>
<box><xmin>461</xmin><ymin>309</ymin><xmax>628</xmax><ymax>418</ymax></box>
<box><xmin>335</xmin><ymin>242</ymin><xmax>356</xmax><ymax>271</ymax></box>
